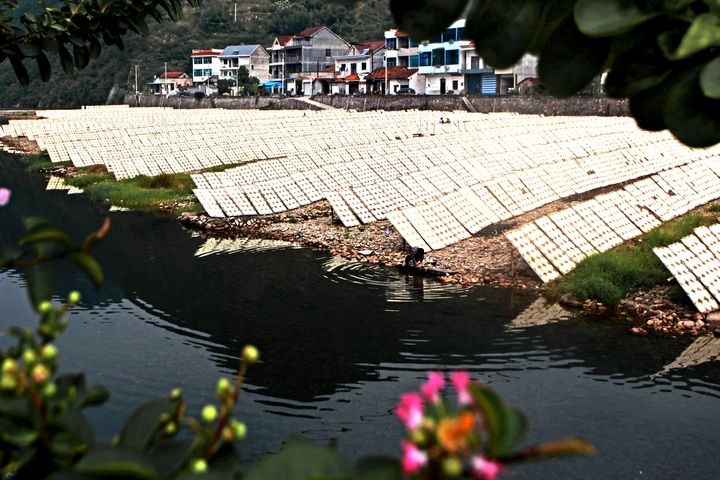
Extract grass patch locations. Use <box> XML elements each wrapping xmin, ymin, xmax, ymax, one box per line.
<box><xmin>66</xmin><ymin>172</ymin><xmax>196</xmax><ymax>211</ymax></box>
<box><xmin>558</xmin><ymin>213</ymin><xmax>714</xmax><ymax>306</ymax></box>
<box><xmin>707</xmin><ymin>203</ymin><xmax>720</xmax><ymax>213</ymax></box>
<box><xmin>20</xmin><ymin>152</ymin><xmax>70</xmax><ymax>171</ymax></box>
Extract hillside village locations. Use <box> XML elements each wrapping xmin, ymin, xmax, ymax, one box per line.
<box><xmin>149</xmin><ymin>20</ymin><xmax>538</xmax><ymax>97</ymax></box>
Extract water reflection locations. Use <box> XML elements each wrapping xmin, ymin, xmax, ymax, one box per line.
<box><xmin>194</xmin><ymin>236</ymin><xmax>299</xmax><ymax>257</ymax></box>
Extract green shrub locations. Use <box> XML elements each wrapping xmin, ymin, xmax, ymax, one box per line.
<box><xmin>643</xmin><ymin>214</ymin><xmax>705</xmax><ymax>249</ymax></box>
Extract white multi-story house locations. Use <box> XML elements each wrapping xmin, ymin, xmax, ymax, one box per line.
<box><xmin>191</xmin><ymin>49</ymin><xmax>222</xmax><ymax>85</ymax></box>
<box><xmin>218</xmin><ymin>44</ymin><xmax>270</xmax><ymax>84</ymax></box>
<box><xmin>416</xmin><ymin>19</ymin><xmax>470</xmax><ymax>94</ymax></box>
<box><xmin>384</xmin><ymin>29</ymin><xmax>420</xmax><ymax>68</ymax></box>
<box><xmin>331</xmin><ymin>40</ymin><xmax>385</xmax><ymax>94</ymax></box>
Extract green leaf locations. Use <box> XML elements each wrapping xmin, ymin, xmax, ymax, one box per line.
<box><xmin>527</xmin><ymin>0</ymin><xmax>575</xmax><ymax>54</ymax></box>
<box><xmin>23</xmin><ymin>216</ymin><xmax>51</xmax><ymax>233</ymax></box>
<box><xmin>538</xmin><ymin>16</ymin><xmax>609</xmax><ymax>96</ymax></box>
<box><xmin>88</xmin><ymin>36</ymin><xmax>102</xmax><ymax>60</ymax></box>
<box><xmin>67</xmin><ymin>252</ymin><xmax>103</xmax><ymax>289</ymax></box>
<box><xmin>58</xmin><ymin>44</ymin><xmax>75</xmax><ymax>75</ymax></box>
<box><xmin>469</xmin><ymin>383</ymin><xmax>528</xmax><ymax>457</ymax></box>
<box><xmin>118</xmin><ymin>398</ymin><xmax>176</xmax><ymax>450</ymax></box>
<box><xmin>0</xmin><ymin>246</ymin><xmax>23</xmax><ymax>268</ymax></box>
<box><xmin>1</xmin><ymin>425</ymin><xmax>37</xmax><ymax>446</ymax></box>
<box><xmin>244</xmin><ymin>439</ymin><xmax>352</xmax><ymax>480</ymax></box>
<box><xmin>663</xmin><ymin>65</ymin><xmax>720</xmax><ymax>147</ymax></box>
<box><xmin>700</xmin><ymin>56</ymin><xmax>720</xmax><ymax>98</ymax></box>
<box><xmin>55</xmin><ymin>410</ymin><xmax>95</xmax><ymax>445</ymax></box>
<box><xmin>73</xmin><ymin>44</ymin><xmax>90</xmax><ymax>69</ymax></box>
<box><xmin>574</xmin><ymin>0</ymin><xmax>658</xmax><ymax>37</ymax></box>
<box><xmin>74</xmin><ymin>446</ymin><xmax>159</xmax><ymax>479</ymax></box>
<box><xmin>151</xmin><ymin>442</ymin><xmax>195</xmax><ymax>478</ymax></box>
<box><xmin>667</xmin><ymin>13</ymin><xmax>720</xmax><ymax>59</ymax></box>
<box><xmin>36</xmin><ymin>52</ymin><xmax>52</xmax><ymax>82</ymax></box>
<box><xmin>49</xmin><ymin>431</ymin><xmax>88</xmax><ymax>457</ymax></box>
<box><xmin>466</xmin><ymin>0</ymin><xmax>545</xmax><ymax>68</ymax></box>
<box><xmin>28</xmin><ymin>264</ymin><xmax>55</xmax><ymax>308</ymax></box>
<box><xmin>17</xmin><ymin>41</ymin><xmax>41</xmax><ymax>57</ymax></box>
<box><xmin>503</xmin><ymin>437</ymin><xmax>596</xmax><ymax>462</ymax></box>
<box><xmin>79</xmin><ymin>385</ymin><xmax>110</xmax><ymax>407</ymax></box>
<box><xmin>20</xmin><ymin>226</ymin><xmax>73</xmax><ymax>248</ymax></box>
<box><xmin>9</xmin><ymin>56</ymin><xmax>29</xmax><ymax>86</ymax></box>
<box><xmin>354</xmin><ymin>456</ymin><xmax>402</xmax><ymax>480</ymax></box>
<box><xmin>389</xmin><ymin>0</ymin><xmax>468</xmax><ymax>39</ymax></box>
<box><xmin>628</xmin><ymin>78</ymin><xmax>673</xmax><ymax>131</ymax></box>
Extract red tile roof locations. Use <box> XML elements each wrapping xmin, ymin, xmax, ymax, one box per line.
<box><xmin>191</xmin><ymin>49</ymin><xmax>220</xmax><ymax>57</ymax></box>
<box><xmin>159</xmin><ymin>71</ymin><xmax>187</xmax><ymax>79</ymax></box>
<box><xmin>354</xmin><ymin>40</ymin><xmax>385</xmax><ymax>52</ymax></box>
<box><xmin>268</xmin><ymin>35</ymin><xmax>293</xmax><ymax>48</ymax></box>
<box><xmin>296</xmin><ymin>26</ymin><xmax>325</xmax><ymax>37</ymax></box>
<box><xmin>345</xmin><ymin>73</ymin><xmax>361</xmax><ymax>81</ymax></box>
<box><xmin>366</xmin><ymin>66</ymin><xmax>417</xmax><ymax>80</ymax></box>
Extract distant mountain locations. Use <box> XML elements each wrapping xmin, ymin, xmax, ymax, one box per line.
<box><xmin>0</xmin><ymin>0</ymin><xmax>393</xmax><ymax>108</ymax></box>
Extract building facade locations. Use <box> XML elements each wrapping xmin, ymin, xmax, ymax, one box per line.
<box><xmin>218</xmin><ymin>45</ymin><xmax>270</xmax><ymax>84</ymax></box>
<box><xmin>190</xmin><ymin>49</ymin><xmax>222</xmax><ymax>85</ymax></box>
<box><xmin>384</xmin><ymin>29</ymin><xmax>419</xmax><ymax>68</ymax></box>
<box><xmin>331</xmin><ymin>40</ymin><xmax>386</xmax><ymax>94</ymax></box>
<box><xmin>148</xmin><ymin>72</ymin><xmax>193</xmax><ymax>94</ymax></box>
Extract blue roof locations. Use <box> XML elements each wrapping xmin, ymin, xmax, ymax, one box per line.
<box><xmin>219</xmin><ymin>45</ymin><xmax>261</xmax><ymax>57</ymax></box>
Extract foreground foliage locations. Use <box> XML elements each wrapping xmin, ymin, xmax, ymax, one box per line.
<box><xmin>0</xmin><ymin>190</ymin><xmax>594</xmax><ymax>478</ymax></box>
<box><xmin>559</xmin><ymin>213</ymin><xmax>714</xmax><ymax>306</ymax></box>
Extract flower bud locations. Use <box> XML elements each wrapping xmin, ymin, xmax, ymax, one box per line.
<box><xmin>242</xmin><ymin>345</ymin><xmax>259</xmax><ymax>365</ymax></box>
<box><xmin>68</xmin><ymin>291</ymin><xmax>81</xmax><ymax>304</ymax></box>
<box><xmin>0</xmin><ymin>374</ymin><xmax>17</xmax><ymax>391</ymax></box>
<box><xmin>192</xmin><ymin>459</ymin><xmax>208</xmax><ymax>473</ymax></box>
<box><xmin>216</xmin><ymin>377</ymin><xmax>232</xmax><ymax>397</ymax></box>
<box><xmin>170</xmin><ymin>388</ymin><xmax>182</xmax><ymax>400</ymax></box>
<box><xmin>2</xmin><ymin>358</ymin><xmax>17</xmax><ymax>374</ymax></box>
<box><xmin>201</xmin><ymin>404</ymin><xmax>217</xmax><ymax>423</ymax></box>
<box><xmin>222</xmin><ymin>426</ymin><xmax>235</xmax><ymax>442</ymax></box>
<box><xmin>159</xmin><ymin>413</ymin><xmax>171</xmax><ymax>423</ymax></box>
<box><xmin>231</xmin><ymin>420</ymin><xmax>247</xmax><ymax>440</ymax></box>
<box><xmin>38</xmin><ymin>301</ymin><xmax>53</xmax><ymax>314</ymax></box>
<box><xmin>32</xmin><ymin>364</ymin><xmax>50</xmax><ymax>385</ymax></box>
<box><xmin>42</xmin><ymin>382</ymin><xmax>57</xmax><ymax>398</ymax></box>
<box><xmin>442</xmin><ymin>456</ymin><xmax>463</xmax><ymax>478</ymax></box>
<box><xmin>22</xmin><ymin>349</ymin><xmax>37</xmax><ymax>365</ymax></box>
<box><xmin>164</xmin><ymin>422</ymin><xmax>177</xmax><ymax>435</ymax></box>
<box><xmin>410</xmin><ymin>429</ymin><xmax>428</xmax><ymax>447</ymax></box>
<box><xmin>41</xmin><ymin>344</ymin><xmax>58</xmax><ymax>361</ymax></box>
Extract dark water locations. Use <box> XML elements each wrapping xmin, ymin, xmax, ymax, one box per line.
<box><xmin>2</xmin><ymin>152</ymin><xmax>720</xmax><ymax>479</ymax></box>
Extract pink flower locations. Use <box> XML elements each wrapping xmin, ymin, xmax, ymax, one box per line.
<box><xmin>472</xmin><ymin>456</ymin><xmax>503</xmax><ymax>480</ymax></box>
<box><xmin>421</xmin><ymin>371</ymin><xmax>445</xmax><ymax>403</ymax></box>
<box><xmin>396</xmin><ymin>392</ymin><xmax>424</xmax><ymax>430</ymax></box>
<box><xmin>450</xmin><ymin>371</ymin><xmax>472</xmax><ymax>405</ymax></box>
<box><xmin>0</xmin><ymin>188</ymin><xmax>10</xmax><ymax>207</ymax></box>
<box><xmin>401</xmin><ymin>441</ymin><xmax>427</xmax><ymax>475</ymax></box>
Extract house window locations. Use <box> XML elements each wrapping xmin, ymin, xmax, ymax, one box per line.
<box><xmin>351</xmin><ymin>63</ymin><xmax>357</xmax><ymax>73</ymax></box>
<box><xmin>203</xmin><ymin>57</ymin><xmax>212</xmax><ymax>64</ymax></box>
<box><xmin>194</xmin><ymin>69</ymin><xmax>202</xmax><ymax>77</ymax></box>
<box><xmin>193</xmin><ymin>58</ymin><xmax>202</xmax><ymax>64</ymax></box>
<box><xmin>340</xmin><ymin>63</ymin><xmax>346</xmax><ymax>71</ymax></box>
<box><xmin>441</xmin><ymin>29</ymin><xmax>456</xmax><ymax>42</ymax></box>
<box><xmin>386</xmin><ymin>38</ymin><xmax>396</xmax><ymax>49</ymax></box>
<box><xmin>361</xmin><ymin>62</ymin><xmax>367</xmax><ymax>70</ymax></box>
<box><xmin>457</xmin><ymin>27</ymin><xmax>465</xmax><ymax>40</ymax></box>
<box><xmin>409</xmin><ymin>39</ymin><xmax>419</xmax><ymax>47</ymax></box>
<box><xmin>204</xmin><ymin>69</ymin><xmax>212</xmax><ymax>76</ymax></box>
<box><xmin>432</xmin><ymin>48</ymin><xmax>444</xmax><ymax>66</ymax></box>
<box><xmin>471</xmin><ymin>56</ymin><xmax>480</xmax><ymax>69</ymax></box>
<box><xmin>452</xmin><ymin>80</ymin><xmax>458</xmax><ymax>90</ymax></box>
<box><xmin>419</xmin><ymin>52</ymin><xmax>431</xmax><ymax>67</ymax></box>
<box><xmin>386</xmin><ymin>57</ymin><xmax>396</xmax><ymax>67</ymax></box>
<box><xmin>325</xmin><ymin>48</ymin><xmax>331</xmax><ymax>57</ymax></box>
<box><xmin>445</xmin><ymin>49</ymin><xmax>459</xmax><ymax>65</ymax></box>
<box><xmin>409</xmin><ymin>55</ymin><xmax>419</xmax><ymax>67</ymax></box>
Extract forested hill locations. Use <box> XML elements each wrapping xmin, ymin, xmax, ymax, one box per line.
<box><xmin>0</xmin><ymin>0</ymin><xmax>393</xmax><ymax>108</ymax></box>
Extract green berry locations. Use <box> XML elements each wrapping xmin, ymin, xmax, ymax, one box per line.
<box><xmin>0</xmin><ymin>375</ymin><xmax>17</xmax><ymax>391</ymax></box>
<box><xmin>2</xmin><ymin>358</ymin><xmax>17</xmax><ymax>374</ymax></box>
<box><xmin>68</xmin><ymin>291</ymin><xmax>81</xmax><ymax>304</ymax></box>
<box><xmin>164</xmin><ymin>422</ymin><xmax>177</xmax><ymax>435</ymax></box>
<box><xmin>32</xmin><ymin>364</ymin><xmax>50</xmax><ymax>385</ymax></box>
<box><xmin>22</xmin><ymin>349</ymin><xmax>37</xmax><ymax>365</ymax></box>
<box><xmin>222</xmin><ymin>426</ymin><xmax>235</xmax><ymax>442</ymax></box>
<box><xmin>170</xmin><ymin>388</ymin><xmax>182</xmax><ymax>400</ymax></box>
<box><xmin>442</xmin><ymin>457</ymin><xmax>463</xmax><ymax>478</ymax></box>
<box><xmin>216</xmin><ymin>377</ymin><xmax>232</xmax><ymax>397</ymax></box>
<box><xmin>38</xmin><ymin>301</ymin><xmax>53</xmax><ymax>314</ymax></box>
<box><xmin>201</xmin><ymin>404</ymin><xmax>217</xmax><ymax>423</ymax></box>
<box><xmin>192</xmin><ymin>459</ymin><xmax>208</xmax><ymax>473</ymax></box>
<box><xmin>42</xmin><ymin>382</ymin><xmax>57</xmax><ymax>398</ymax></box>
<box><xmin>410</xmin><ymin>429</ymin><xmax>428</xmax><ymax>447</ymax></box>
<box><xmin>232</xmin><ymin>420</ymin><xmax>247</xmax><ymax>440</ymax></box>
<box><xmin>41</xmin><ymin>344</ymin><xmax>58</xmax><ymax>361</ymax></box>
<box><xmin>242</xmin><ymin>345</ymin><xmax>259</xmax><ymax>365</ymax></box>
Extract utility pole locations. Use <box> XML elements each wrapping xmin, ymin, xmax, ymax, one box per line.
<box><xmin>134</xmin><ymin>65</ymin><xmax>139</xmax><ymax>94</ymax></box>
<box><xmin>164</xmin><ymin>61</ymin><xmax>168</xmax><ymax>95</ymax></box>
<box><xmin>384</xmin><ymin>53</ymin><xmax>388</xmax><ymax>95</ymax></box>
<box><xmin>234</xmin><ymin>3</ymin><xmax>237</xmax><ymax>22</ymax></box>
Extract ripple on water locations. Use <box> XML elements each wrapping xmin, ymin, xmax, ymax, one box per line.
<box><xmin>322</xmin><ymin>257</ymin><xmax>469</xmax><ymax>303</ymax></box>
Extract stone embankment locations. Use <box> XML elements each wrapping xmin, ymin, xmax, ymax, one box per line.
<box><xmin>124</xmin><ymin>93</ymin><xmax>629</xmax><ymax>116</ymax></box>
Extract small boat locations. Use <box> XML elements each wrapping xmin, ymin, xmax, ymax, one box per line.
<box><xmin>396</xmin><ymin>263</ymin><xmax>456</xmax><ymax>277</ymax></box>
